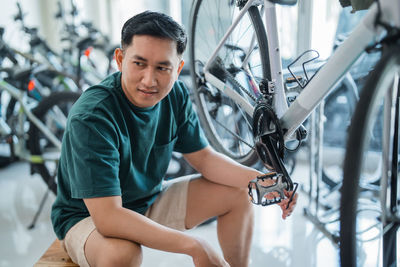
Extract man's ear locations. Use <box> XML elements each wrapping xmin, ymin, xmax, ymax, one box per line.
<box><xmin>177</xmin><ymin>60</ymin><xmax>185</xmax><ymax>76</ymax></box>
<box><xmin>115</xmin><ymin>48</ymin><xmax>124</xmax><ymax>72</ymax></box>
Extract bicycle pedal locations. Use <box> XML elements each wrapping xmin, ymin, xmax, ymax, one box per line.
<box><xmin>248</xmin><ymin>173</ymin><xmax>288</xmax><ymax>206</ymax></box>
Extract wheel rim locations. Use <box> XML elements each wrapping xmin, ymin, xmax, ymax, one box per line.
<box><xmin>341</xmin><ymin>51</ymin><xmax>400</xmax><ymax>267</ymax></box>
<box><xmin>190</xmin><ymin>0</ymin><xmax>269</xmax><ymax>164</ymax></box>
<box><xmin>29</xmin><ymin>91</ymin><xmax>80</xmax><ymax>194</ymax></box>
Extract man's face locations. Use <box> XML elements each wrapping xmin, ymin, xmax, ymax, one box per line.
<box><xmin>115</xmin><ymin>35</ymin><xmax>184</xmax><ymax>108</ymax></box>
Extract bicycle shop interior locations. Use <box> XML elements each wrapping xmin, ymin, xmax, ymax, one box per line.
<box><xmin>0</xmin><ymin>0</ymin><xmax>397</xmax><ymax>266</ymax></box>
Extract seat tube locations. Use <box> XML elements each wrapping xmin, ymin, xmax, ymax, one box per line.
<box><xmin>263</xmin><ymin>0</ymin><xmax>288</xmax><ymax>118</ymax></box>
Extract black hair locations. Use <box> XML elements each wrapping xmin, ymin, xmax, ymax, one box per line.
<box><xmin>121</xmin><ymin>11</ymin><xmax>187</xmax><ymax>55</ymax></box>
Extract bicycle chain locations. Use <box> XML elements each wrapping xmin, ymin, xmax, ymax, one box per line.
<box><xmin>220</xmin><ymin>63</ymin><xmax>258</xmax><ymax>103</ymax></box>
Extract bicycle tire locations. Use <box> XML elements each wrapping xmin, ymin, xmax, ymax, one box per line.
<box><xmin>28</xmin><ymin>91</ymin><xmax>80</xmax><ymax>194</ymax></box>
<box><xmin>340</xmin><ymin>45</ymin><xmax>400</xmax><ymax>267</ymax></box>
<box><xmin>189</xmin><ymin>0</ymin><xmax>271</xmax><ymax>166</ymax></box>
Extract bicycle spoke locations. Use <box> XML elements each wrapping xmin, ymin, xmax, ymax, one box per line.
<box><xmin>190</xmin><ymin>0</ymin><xmax>269</xmax><ymax>165</ymax></box>
<box><xmin>211</xmin><ymin>117</ymin><xmax>254</xmax><ymax>150</ymax></box>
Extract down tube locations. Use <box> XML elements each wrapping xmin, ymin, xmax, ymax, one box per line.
<box><xmin>280</xmin><ymin>4</ymin><xmax>381</xmax><ymax>140</ymax></box>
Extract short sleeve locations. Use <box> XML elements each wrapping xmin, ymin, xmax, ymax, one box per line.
<box><xmin>173</xmin><ymin>82</ymin><xmax>209</xmax><ymax>153</ymax></box>
<box><xmin>65</xmin><ymin>113</ymin><xmax>121</xmax><ymax>199</ymax></box>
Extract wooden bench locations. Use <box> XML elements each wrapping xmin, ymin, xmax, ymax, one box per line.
<box><xmin>34</xmin><ymin>239</ymin><xmax>78</xmax><ymax>267</ymax></box>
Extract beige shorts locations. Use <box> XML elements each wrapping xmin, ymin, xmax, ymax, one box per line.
<box><xmin>62</xmin><ymin>174</ymin><xmax>200</xmax><ymax>267</ymax></box>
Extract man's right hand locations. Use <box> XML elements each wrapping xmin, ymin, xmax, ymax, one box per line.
<box><xmin>190</xmin><ymin>237</ymin><xmax>230</xmax><ymax>267</ymax></box>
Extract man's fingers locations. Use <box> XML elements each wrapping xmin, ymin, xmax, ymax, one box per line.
<box><xmin>265</xmin><ymin>191</ymin><xmax>280</xmax><ymax>200</ymax></box>
<box><xmin>284</xmin><ymin>189</ymin><xmax>298</xmax><ymax>198</ymax></box>
<box><xmin>281</xmin><ymin>204</ymin><xmax>294</xmax><ymax>219</ymax></box>
<box><xmin>283</xmin><ymin>191</ymin><xmax>298</xmax><ymax>206</ymax></box>
<box><xmin>278</xmin><ymin>191</ymin><xmax>298</xmax><ymax>219</ymax></box>
<box><xmin>257</xmin><ymin>178</ymin><xmax>276</xmax><ymax>187</ymax></box>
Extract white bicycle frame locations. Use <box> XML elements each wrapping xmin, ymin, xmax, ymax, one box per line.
<box><xmin>202</xmin><ymin>0</ymin><xmax>400</xmax><ymax>140</ymax></box>
<box><xmin>0</xmin><ymin>80</ymin><xmax>64</xmax><ymax>161</ymax></box>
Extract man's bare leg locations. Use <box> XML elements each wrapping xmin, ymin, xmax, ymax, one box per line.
<box><xmin>185</xmin><ymin>177</ymin><xmax>254</xmax><ymax>267</ymax></box>
<box><xmin>85</xmin><ymin>229</ymin><xmax>143</xmax><ymax>267</ymax></box>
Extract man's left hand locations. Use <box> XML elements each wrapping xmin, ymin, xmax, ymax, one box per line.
<box><xmin>277</xmin><ymin>190</ymin><xmax>298</xmax><ymax>220</ymax></box>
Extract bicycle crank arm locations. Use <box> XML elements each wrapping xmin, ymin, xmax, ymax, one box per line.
<box><xmin>251</xmin><ymin>100</ymin><xmax>299</xmax><ymax>207</ymax></box>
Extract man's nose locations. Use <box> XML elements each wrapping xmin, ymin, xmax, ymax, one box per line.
<box><xmin>141</xmin><ymin>67</ymin><xmax>157</xmax><ymax>87</ymax></box>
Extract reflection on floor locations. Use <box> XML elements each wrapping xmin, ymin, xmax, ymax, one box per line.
<box><xmin>0</xmin><ymin>160</ymin><xmax>341</xmax><ymax>267</ymax></box>
<box><xmin>0</xmin><ymin>161</ymin><xmax>56</xmax><ymax>267</ymax></box>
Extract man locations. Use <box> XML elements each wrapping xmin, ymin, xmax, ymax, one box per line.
<box><xmin>51</xmin><ymin>11</ymin><xmax>297</xmax><ymax>267</ymax></box>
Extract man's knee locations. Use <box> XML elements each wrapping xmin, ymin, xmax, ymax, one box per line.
<box><xmin>95</xmin><ymin>239</ymin><xmax>142</xmax><ymax>267</ymax></box>
<box><xmin>229</xmin><ymin>186</ymin><xmax>252</xmax><ymax>209</ymax></box>
<box><xmin>214</xmin><ymin>185</ymin><xmax>253</xmax><ymax>217</ymax></box>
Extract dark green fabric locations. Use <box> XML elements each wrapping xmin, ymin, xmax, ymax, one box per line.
<box><xmin>351</xmin><ymin>0</ymin><xmax>373</xmax><ymax>11</ymax></box>
<box><xmin>339</xmin><ymin>0</ymin><xmax>374</xmax><ymax>11</ymax></box>
<box><xmin>51</xmin><ymin>72</ymin><xmax>208</xmax><ymax>240</ymax></box>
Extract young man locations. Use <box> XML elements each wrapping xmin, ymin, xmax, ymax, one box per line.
<box><xmin>51</xmin><ymin>11</ymin><xmax>297</xmax><ymax>267</ymax></box>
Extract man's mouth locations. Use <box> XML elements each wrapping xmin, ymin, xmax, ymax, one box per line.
<box><xmin>138</xmin><ymin>88</ymin><xmax>158</xmax><ymax>95</ymax></box>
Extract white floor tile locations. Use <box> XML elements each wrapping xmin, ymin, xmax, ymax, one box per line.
<box><xmin>0</xmin><ymin>160</ymin><xmax>342</xmax><ymax>267</ymax></box>
<box><xmin>0</xmin><ymin>161</ymin><xmax>55</xmax><ymax>267</ymax></box>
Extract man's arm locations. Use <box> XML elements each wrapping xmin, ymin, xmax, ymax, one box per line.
<box><xmin>183</xmin><ymin>146</ymin><xmax>297</xmax><ymax>219</ymax></box>
<box><xmin>183</xmin><ymin>146</ymin><xmax>263</xmax><ymax>188</ymax></box>
<box><xmin>84</xmin><ymin>196</ymin><xmax>228</xmax><ymax>266</ymax></box>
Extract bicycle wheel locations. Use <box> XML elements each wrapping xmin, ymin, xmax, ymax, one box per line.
<box><xmin>340</xmin><ymin>46</ymin><xmax>400</xmax><ymax>267</ymax></box>
<box><xmin>190</xmin><ymin>0</ymin><xmax>270</xmax><ymax>166</ymax></box>
<box><xmin>28</xmin><ymin>91</ymin><xmax>80</xmax><ymax>194</ymax></box>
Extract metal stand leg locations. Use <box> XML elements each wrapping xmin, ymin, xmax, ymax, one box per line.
<box><xmin>303</xmin><ymin>101</ymin><xmax>341</xmax><ymax>245</ymax></box>
<box><xmin>28</xmin><ymin>186</ymin><xmax>51</xmax><ymax>230</ymax></box>
<box><xmin>27</xmin><ymin>175</ymin><xmax>55</xmax><ymax>230</ymax></box>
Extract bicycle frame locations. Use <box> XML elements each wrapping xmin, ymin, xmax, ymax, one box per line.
<box><xmin>0</xmin><ymin>79</ymin><xmax>63</xmax><ymax>161</ymax></box>
<box><xmin>202</xmin><ymin>0</ymin><xmax>400</xmax><ymax>140</ymax></box>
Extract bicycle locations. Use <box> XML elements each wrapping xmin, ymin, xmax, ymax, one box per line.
<box><xmin>189</xmin><ymin>0</ymin><xmax>400</xmax><ymax>266</ymax></box>
<box><xmin>53</xmin><ymin>0</ymin><xmax>118</xmax><ymax>87</ymax></box>
<box><xmin>13</xmin><ymin>1</ymin><xmax>115</xmax><ymax>90</ymax></box>
<box><xmin>0</xmin><ymin>35</ymin><xmax>80</xmax><ymax>194</ymax></box>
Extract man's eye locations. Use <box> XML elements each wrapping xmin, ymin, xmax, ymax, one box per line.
<box><xmin>158</xmin><ymin>66</ymin><xmax>170</xmax><ymax>71</ymax></box>
<box><xmin>134</xmin><ymin>61</ymin><xmax>144</xmax><ymax>66</ymax></box>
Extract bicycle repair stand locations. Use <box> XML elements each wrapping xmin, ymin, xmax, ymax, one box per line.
<box><xmin>28</xmin><ymin>185</ymin><xmax>52</xmax><ymax>229</ymax></box>
<box><xmin>27</xmin><ymin>168</ymin><xmax>57</xmax><ymax>230</ymax></box>
<box><xmin>302</xmin><ymin>101</ymin><xmax>341</xmax><ymax>245</ymax></box>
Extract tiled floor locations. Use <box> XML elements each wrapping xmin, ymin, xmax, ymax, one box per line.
<box><xmin>0</xmin><ymin>161</ymin><xmax>56</xmax><ymax>267</ymax></box>
<box><xmin>0</xmin><ymin>155</ymin><xmax>345</xmax><ymax>267</ymax></box>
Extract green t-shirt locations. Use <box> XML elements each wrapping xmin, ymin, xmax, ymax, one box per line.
<box><xmin>51</xmin><ymin>72</ymin><xmax>208</xmax><ymax>240</ymax></box>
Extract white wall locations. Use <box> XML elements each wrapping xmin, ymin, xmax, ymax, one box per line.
<box><xmin>0</xmin><ymin>0</ymin><xmax>177</xmax><ymax>54</ymax></box>
<box><xmin>310</xmin><ymin>0</ymin><xmax>342</xmax><ymax>59</ymax></box>
<box><xmin>0</xmin><ymin>0</ymin><xmax>343</xmax><ymax>64</ymax></box>
<box><xmin>0</xmin><ymin>0</ymin><xmax>42</xmax><ymax>52</ymax></box>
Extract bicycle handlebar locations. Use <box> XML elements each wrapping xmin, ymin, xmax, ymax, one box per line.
<box><xmin>14</xmin><ymin>2</ymin><xmax>25</xmax><ymax>22</ymax></box>
<box><xmin>55</xmin><ymin>1</ymin><xmax>63</xmax><ymax>19</ymax></box>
